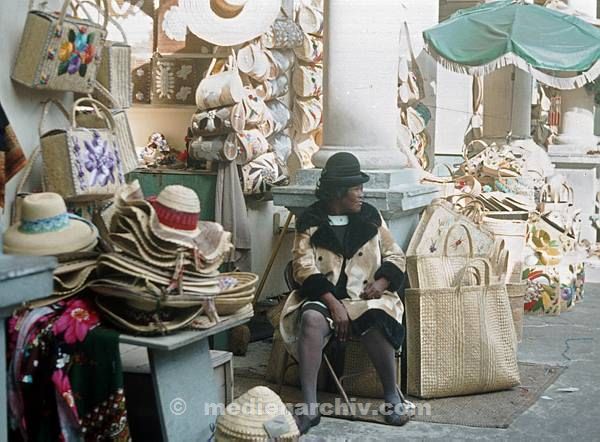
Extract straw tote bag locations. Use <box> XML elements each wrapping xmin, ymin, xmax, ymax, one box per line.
<box><xmin>72</xmin><ymin>0</ymin><xmax>131</xmax><ymax>108</ymax></box>
<box><xmin>292</xmin><ymin>64</ymin><xmax>322</xmax><ymax>97</ymax></box>
<box><xmin>406</xmin><ymin>258</ymin><xmax>520</xmax><ymax>399</ymax></box>
<box><xmin>12</xmin><ymin>0</ymin><xmax>108</xmax><ymax>93</ymax></box>
<box><xmin>241</xmin><ymin>152</ymin><xmax>288</xmax><ymax>195</ymax></box>
<box><xmin>398</xmin><ymin>22</ymin><xmax>425</xmax><ymax>107</ymax></box>
<box><xmin>77</xmin><ymin>82</ymin><xmax>138</xmax><ymax>174</ymax></box>
<box><xmin>187</xmin><ymin>133</ymin><xmax>238</xmax><ymax>162</ymax></box>
<box><xmin>406</xmin><ymin>223</ymin><xmax>487</xmax><ymax>290</ymax></box>
<box><xmin>40</xmin><ymin>98</ymin><xmax>125</xmax><ymax>201</ymax></box>
<box><xmin>195</xmin><ymin>53</ymin><xmax>244</xmax><ymax>111</ymax></box>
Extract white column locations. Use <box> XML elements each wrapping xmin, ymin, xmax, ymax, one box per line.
<box><xmin>553</xmin><ymin>0</ymin><xmax>599</xmax><ymax>150</ymax></box>
<box><xmin>483</xmin><ymin>67</ymin><xmax>532</xmax><ymax>138</ymax></box>
<box><xmin>312</xmin><ymin>0</ymin><xmax>408</xmax><ymax>169</ymax></box>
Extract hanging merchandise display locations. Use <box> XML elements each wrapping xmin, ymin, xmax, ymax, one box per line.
<box><xmin>12</xmin><ymin>0</ymin><xmax>109</xmax><ymax>93</ymax></box>
<box><xmin>196</xmin><ymin>55</ymin><xmax>245</xmax><ymax>111</ymax></box>
<box><xmin>179</xmin><ymin>0</ymin><xmax>281</xmax><ymax>47</ymax></box>
<box><xmin>152</xmin><ymin>53</ymin><xmax>213</xmax><ymax>106</ymax></box>
<box><xmin>39</xmin><ymin>99</ymin><xmax>126</xmax><ymax>200</ymax></box>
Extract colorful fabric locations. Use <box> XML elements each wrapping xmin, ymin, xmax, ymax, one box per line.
<box><xmin>0</xmin><ymin>103</ymin><xmax>27</xmax><ymax>208</ymax></box>
<box><xmin>7</xmin><ymin>296</ymin><xmax>130</xmax><ymax>441</ymax></box>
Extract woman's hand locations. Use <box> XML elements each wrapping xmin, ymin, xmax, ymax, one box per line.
<box><xmin>360</xmin><ymin>278</ymin><xmax>390</xmax><ymax>300</ymax></box>
<box><xmin>321</xmin><ymin>292</ymin><xmax>351</xmax><ymax>342</ymax></box>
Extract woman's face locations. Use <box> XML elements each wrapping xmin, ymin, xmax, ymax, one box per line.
<box><xmin>339</xmin><ymin>185</ymin><xmax>364</xmax><ymax>214</ymax></box>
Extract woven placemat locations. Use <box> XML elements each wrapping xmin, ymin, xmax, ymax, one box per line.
<box><xmin>234</xmin><ymin>362</ymin><xmax>565</xmax><ymax>429</ymax></box>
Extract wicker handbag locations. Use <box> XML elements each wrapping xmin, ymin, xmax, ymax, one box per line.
<box><xmin>406</xmin><ymin>223</ymin><xmax>490</xmax><ymax>289</ymax></box>
<box><xmin>240</xmin><ymin>152</ymin><xmax>288</xmax><ymax>195</ymax></box>
<box><xmin>73</xmin><ymin>0</ymin><xmax>132</xmax><ymax>108</ymax></box>
<box><xmin>77</xmin><ymin>82</ymin><xmax>138</xmax><ymax>174</ymax></box>
<box><xmin>406</xmin><ymin>258</ymin><xmax>520</xmax><ymax>398</ymax></box>
<box><xmin>12</xmin><ymin>0</ymin><xmax>108</xmax><ymax>93</ymax></box>
<box><xmin>292</xmin><ymin>64</ymin><xmax>323</xmax><ymax>97</ymax></box>
<box><xmin>40</xmin><ymin>98</ymin><xmax>125</xmax><ymax>201</ymax></box>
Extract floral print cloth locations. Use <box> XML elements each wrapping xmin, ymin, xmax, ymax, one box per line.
<box><xmin>7</xmin><ymin>296</ymin><xmax>130</xmax><ymax>442</ymax></box>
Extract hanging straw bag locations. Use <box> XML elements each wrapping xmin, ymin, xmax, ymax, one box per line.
<box><xmin>195</xmin><ymin>53</ymin><xmax>245</xmax><ymax>111</ymax></box>
<box><xmin>406</xmin><ymin>258</ymin><xmax>520</xmax><ymax>398</ymax></box>
<box><xmin>294</xmin><ymin>33</ymin><xmax>323</xmax><ymax>64</ymax></box>
<box><xmin>190</xmin><ymin>104</ymin><xmax>246</xmax><ymax>137</ymax></box>
<box><xmin>292</xmin><ymin>64</ymin><xmax>322</xmax><ymax>97</ymax></box>
<box><xmin>261</xmin><ymin>9</ymin><xmax>304</xmax><ymax>49</ymax></box>
<box><xmin>241</xmin><ymin>152</ymin><xmax>288</xmax><ymax>195</ymax></box>
<box><xmin>187</xmin><ymin>133</ymin><xmax>238</xmax><ymax>162</ymax></box>
<box><xmin>297</xmin><ymin>3</ymin><xmax>324</xmax><ymax>36</ymax></box>
<box><xmin>40</xmin><ymin>98</ymin><xmax>125</xmax><ymax>201</ymax></box>
<box><xmin>234</xmin><ymin>129</ymin><xmax>270</xmax><ymax>165</ymax></box>
<box><xmin>255</xmin><ymin>75</ymin><xmax>289</xmax><ymax>101</ymax></box>
<box><xmin>292</xmin><ymin>97</ymin><xmax>322</xmax><ymax>134</ymax></box>
<box><xmin>72</xmin><ymin>0</ymin><xmax>131</xmax><ymax>108</ymax></box>
<box><xmin>12</xmin><ymin>0</ymin><xmax>108</xmax><ymax>93</ymax></box>
<box><xmin>398</xmin><ymin>22</ymin><xmax>425</xmax><ymax>106</ymax></box>
<box><xmin>76</xmin><ymin>82</ymin><xmax>138</xmax><ymax>174</ymax></box>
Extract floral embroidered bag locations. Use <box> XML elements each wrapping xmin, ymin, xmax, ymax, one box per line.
<box><xmin>12</xmin><ymin>0</ymin><xmax>108</xmax><ymax>93</ymax></box>
<box><xmin>40</xmin><ymin>98</ymin><xmax>125</xmax><ymax>201</ymax></box>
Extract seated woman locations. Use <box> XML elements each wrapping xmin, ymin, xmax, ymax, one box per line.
<box><xmin>280</xmin><ymin>152</ymin><xmax>410</xmax><ymax>434</ymax></box>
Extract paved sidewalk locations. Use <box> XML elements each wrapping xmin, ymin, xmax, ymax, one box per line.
<box><xmin>299</xmin><ymin>284</ymin><xmax>600</xmax><ymax>441</ymax></box>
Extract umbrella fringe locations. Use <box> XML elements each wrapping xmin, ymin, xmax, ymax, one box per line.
<box><xmin>424</xmin><ymin>43</ymin><xmax>600</xmax><ymax>90</ymax></box>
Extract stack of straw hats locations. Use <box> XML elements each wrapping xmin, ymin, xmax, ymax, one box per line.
<box><xmin>90</xmin><ymin>181</ymin><xmax>259</xmax><ymax>334</ymax></box>
<box><xmin>215</xmin><ymin>386</ymin><xmax>299</xmax><ymax>441</ymax></box>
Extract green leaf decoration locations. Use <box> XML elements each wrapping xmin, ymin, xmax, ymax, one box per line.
<box><xmin>68</xmin><ymin>29</ymin><xmax>76</xmax><ymax>43</ymax></box>
<box><xmin>79</xmin><ymin>63</ymin><xmax>87</xmax><ymax>77</ymax></box>
<box><xmin>58</xmin><ymin>61</ymin><xmax>69</xmax><ymax>76</ymax></box>
<box><xmin>87</xmin><ymin>33</ymin><xmax>95</xmax><ymax>44</ymax></box>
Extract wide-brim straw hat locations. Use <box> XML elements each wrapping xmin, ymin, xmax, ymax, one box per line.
<box><xmin>96</xmin><ymin>253</ymin><xmax>222</xmax><ymax>294</ymax></box>
<box><xmin>3</xmin><ymin>193</ymin><xmax>98</xmax><ymax>256</ymax></box>
<box><xmin>95</xmin><ymin>295</ymin><xmax>204</xmax><ymax>335</ymax></box>
<box><xmin>215</xmin><ymin>386</ymin><xmax>299</xmax><ymax>441</ymax></box>
<box><xmin>179</xmin><ymin>0</ymin><xmax>281</xmax><ymax>47</ymax></box>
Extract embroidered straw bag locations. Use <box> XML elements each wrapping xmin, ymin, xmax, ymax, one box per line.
<box><xmin>195</xmin><ymin>54</ymin><xmax>245</xmax><ymax>111</ymax></box>
<box><xmin>398</xmin><ymin>22</ymin><xmax>425</xmax><ymax>106</ymax></box>
<box><xmin>241</xmin><ymin>152</ymin><xmax>288</xmax><ymax>195</ymax></box>
<box><xmin>190</xmin><ymin>104</ymin><xmax>246</xmax><ymax>137</ymax></box>
<box><xmin>406</xmin><ymin>258</ymin><xmax>520</xmax><ymax>398</ymax></box>
<box><xmin>187</xmin><ymin>133</ymin><xmax>238</xmax><ymax>162</ymax></box>
<box><xmin>255</xmin><ymin>75</ymin><xmax>289</xmax><ymax>101</ymax></box>
<box><xmin>292</xmin><ymin>64</ymin><xmax>323</xmax><ymax>97</ymax></box>
<box><xmin>40</xmin><ymin>98</ymin><xmax>125</xmax><ymax>201</ymax></box>
<box><xmin>12</xmin><ymin>0</ymin><xmax>108</xmax><ymax>93</ymax></box>
<box><xmin>73</xmin><ymin>0</ymin><xmax>131</xmax><ymax>108</ymax></box>
<box><xmin>292</xmin><ymin>97</ymin><xmax>322</xmax><ymax>134</ymax></box>
<box><xmin>78</xmin><ymin>82</ymin><xmax>138</xmax><ymax>174</ymax></box>
<box><xmin>235</xmin><ymin>130</ymin><xmax>270</xmax><ymax>165</ymax></box>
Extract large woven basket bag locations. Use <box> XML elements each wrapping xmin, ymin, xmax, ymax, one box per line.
<box><xmin>406</xmin><ymin>258</ymin><xmax>520</xmax><ymax>398</ymax></box>
<box><xmin>12</xmin><ymin>0</ymin><xmax>108</xmax><ymax>93</ymax></box>
<box><xmin>40</xmin><ymin>98</ymin><xmax>125</xmax><ymax>201</ymax></box>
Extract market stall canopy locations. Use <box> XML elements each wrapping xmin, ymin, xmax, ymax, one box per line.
<box><xmin>422</xmin><ymin>0</ymin><xmax>600</xmax><ymax>89</ymax></box>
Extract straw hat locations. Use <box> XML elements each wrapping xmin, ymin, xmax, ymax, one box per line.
<box><xmin>3</xmin><ymin>193</ymin><xmax>98</xmax><ymax>256</ymax></box>
<box><xmin>179</xmin><ymin>0</ymin><xmax>281</xmax><ymax>47</ymax></box>
<box><xmin>148</xmin><ymin>184</ymin><xmax>201</xmax><ymax>237</ymax></box>
<box><xmin>215</xmin><ymin>386</ymin><xmax>299</xmax><ymax>441</ymax></box>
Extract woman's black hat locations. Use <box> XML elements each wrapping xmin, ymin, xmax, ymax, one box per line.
<box><xmin>319</xmin><ymin>152</ymin><xmax>370</xmax><ymax>187</ymax></box>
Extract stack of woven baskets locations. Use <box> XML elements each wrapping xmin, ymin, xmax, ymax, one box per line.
<box><xmin>214</xmin><ymin>272</ymin><xmax>259</xmax><ymax>315</ymax></box>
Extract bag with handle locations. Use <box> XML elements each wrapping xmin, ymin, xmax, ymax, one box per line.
<box><xmin>76</xmin><ymin>82</ymin><xmax>138</xmax><ymax>174</ymax></box>
<box><xmin>40</xmin><ymin>98</ymin><xmax>125</xmax><ymax>201</ymax></box>
<box><xmin>397</xmin><ymin>22</ymin><xmax>425</xmax><ymax>106</ymax></box>
<box><xmin>241</xmin><ymin>152</ymin><xmax>288</xmax><ymax>195</ymax></box>
<box><xmin>406</xmin><ymin>258</ymin><xmax>520</xmax><ymax>398</ymax></box>
<box><xmin>72</xmin><ymin>0</ymin><xmax>131</xmax><ymax>108</ymax></box>
<box><xmin>12</xmin><ymin>0</ymin><xmax>108</xmax><ymax>93</ymax></box>
<box><xmin>195</xmin><ymin>53</ymin><xmax>245</xmax><ymax>111</ymax></box>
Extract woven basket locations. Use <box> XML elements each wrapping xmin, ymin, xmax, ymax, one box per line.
<box><xmin>482</xmin><ymin>212</ymin><xmax>528</xmax><ymax>283</ymax></box>
<box><xmin>219</xmin><ymin>272</ymin><xmax>259</xmax><ymax>293</ymax></box>
<box><xmin>215</xmin><ymin>296</ymin><xmax>254</xmax><ymax>315</ymax></box>
<box><xmin>215</xmin><ymin>386</ymin><xmax>299</xmax><ymax>441</ymax></box>
<box><xmin>406</xmin><ymin>258</ymin><xmax>520</xmax><ymax>398</ymax></box>
<box><xmin>507</xmin><ymin>282</ymin><xmax>526</xmax><ymax>343</ymax></box>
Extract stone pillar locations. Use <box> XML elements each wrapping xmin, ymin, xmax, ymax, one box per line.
<box><xmin>550</xmin><ymin>0</ymin><xmax>599</xmax><ymax>152</ymax></box>
<box><xmin>274</xmin><ymin>0</ymin><xmax>438</xmax><ymax>248</ymax></box>
<box><xmin>311</xmin><ymin>0</ymin><xmax>408</xmax><ymax>170</ymax></box>
<box><xmin>483</xmin><ymin>66</ymin><xmax>532</xmax><ymax>139</ymax></box>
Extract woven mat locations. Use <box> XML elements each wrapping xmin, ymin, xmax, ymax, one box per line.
<box><xmin>234</xmin><ymin>362</ymin><xmax>565</xmax><ymax>429</ymax></box>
